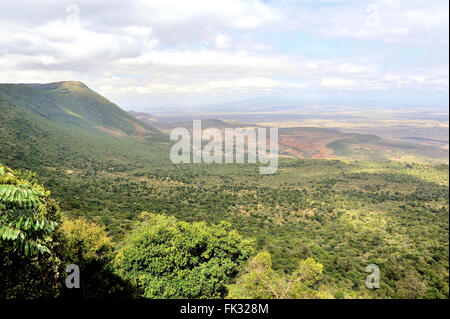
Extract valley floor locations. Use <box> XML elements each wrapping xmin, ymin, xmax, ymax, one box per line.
<box><xmin>34</xmin><ymin>156</ymin><xmax>449</xmax><ymax>299</ymax></box>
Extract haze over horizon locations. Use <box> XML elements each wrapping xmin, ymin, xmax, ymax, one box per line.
<box><xmin>0</xmin><ymin>0</ymin><xmax>448</xmax><ymax>110</ymax></box>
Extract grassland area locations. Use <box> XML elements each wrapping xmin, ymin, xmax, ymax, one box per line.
<box><xmin>143</xmin><ymin>105</ymin><xmax>449</xmax><ymax>164</ymax></box>
<box><xmin>260</xmin><ymin>115</ymin><xmax>449</xmax><ymax>162</ymax></box>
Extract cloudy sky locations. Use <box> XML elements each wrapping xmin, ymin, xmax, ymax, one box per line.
<box><xmin>0</xmin><ymin>0</ymin><xmax>448</xmax><ymax>110</ymax></box>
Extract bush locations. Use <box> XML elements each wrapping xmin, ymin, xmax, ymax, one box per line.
<box><xmin>118</xmin><ymin>212</ymin><xmax>252</xmax><ymax>298</ymax></box>
<box><xmin>227</xmin><ymin>251</ymin><xmax>323</xmax><ymax>299</ymax></box>
<box><xmin>60</xmin><ymin>217</ymin><xmax>138</xmax><ymax>299</ymax></box>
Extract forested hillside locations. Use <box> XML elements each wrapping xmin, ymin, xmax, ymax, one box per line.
<box><xmin>0</xmin><ymin>82</ymin><xmax>167</xmax><ymax>172</ymax></box>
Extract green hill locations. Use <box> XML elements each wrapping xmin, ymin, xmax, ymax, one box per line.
<box><xmin>0</xmin><ymin>81</ymin><xmax>168</xmax><ymax>172</ymax></box>
<box><xmin>1</xmin><ymin>81</ymin><xmax>160</xmax><ymax>136</ymax></box>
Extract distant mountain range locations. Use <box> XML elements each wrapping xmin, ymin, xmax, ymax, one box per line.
<box><xmin>131</xmin><ymin>96</ymin><xmax>449</xmax><ymax>124</ymax></box>
<box><xmin>133</xmin><ymin>95</ymin><xmax>450</xmax><ymax>114</ymax></box>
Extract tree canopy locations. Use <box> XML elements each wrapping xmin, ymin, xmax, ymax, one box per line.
<box><xmin>227</xmin><ymin>251</ymin><xmax>324</xmax><ymax>299</ymax></box>
<box><xmin>118</xmin><ymin>212</ymin><xmax>252</xmax><ymax>298</ymax></box>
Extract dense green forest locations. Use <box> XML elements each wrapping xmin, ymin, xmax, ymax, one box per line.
<box><xmin>44</xmin><ymin>160</ymin><xmax>450</xmax><ymax>298</ymax></box>
<box><xmin>0</xmin><ymin>82</ymin><xmax>448</xmax><ymax>299</ymax></box>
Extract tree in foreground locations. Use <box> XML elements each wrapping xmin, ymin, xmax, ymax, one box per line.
<box><xmin>0</xmin><ymin>163</ymin><xmax>62</xmax><ymax>298</ymax></box>
<box><xmin>227</xmin><ymin>251</ymin><xmax>324</xmax><ymax>299</ymax></box>
<box><xmin>0</xmin><ymin>163</ymin><xmax>135</xmax><ymax>299</ymax></box>
<box><xmin>60</xmin><ymin>217</ymin><xmax>139</xmax><ymax>299</ymax></box>
<box><xmin>118</xmin><ymin>212</ymin><xmax>252</xmax><ymax>298</ymax></box>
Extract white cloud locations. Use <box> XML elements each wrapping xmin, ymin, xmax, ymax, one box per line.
<box><xmin>214</xmin><ymin>34</ymin><xmax>232</xmax><ymax>49</ymax></box>
<box><xmin>321</xmin><ymin>78</ymin><xmax>358</xmax><ymax>89</ymax></box>
<box><xmin>337</xmin><ymin>63</ymin><xmax>376</xmax><ymax>74</ymax></box>
<box><xmin>99</xmin><ymin>77</ymin><xmax>308</xmax><ymax>95</ymax></box>
<box><xmin>0</xmin><ymin>0</ymin><xmax>447</xmax><ymax>107</ymax></box>
<box><xmin>283</xmin><ymin>0</ymin><xmax>449</xmax><ymax>44</ymax></box>
<box><xmin>134</xmin><ymin>0</ymin><xmax>281</xmax><ymax>29</ymax></box>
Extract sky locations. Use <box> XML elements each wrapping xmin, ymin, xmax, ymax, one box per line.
<box><xmin>0</xmin><ymin>0</ymin><xmax>448</xmax><ymax>110</ymax></box>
